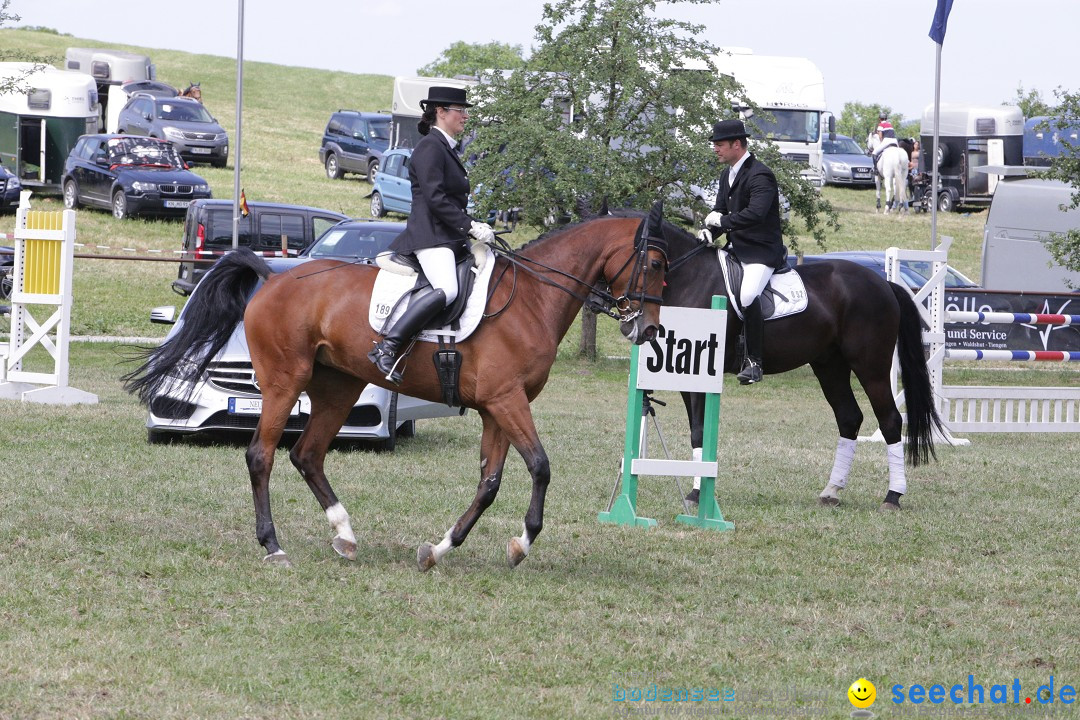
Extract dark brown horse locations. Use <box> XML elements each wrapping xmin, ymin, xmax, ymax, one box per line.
<box><xmin>628</xmin><ymin>213</ymin><xmax>942</xmax><ymax>511</ymax></box>
<box><xmin>125</xmin><ymin>213</ymin><xmax>667</xmax><ymax>570</ymax></box>
<box><xmin>179</xmin><ymin>82</ymin><xmax>202</xmax><ymax>102</ymax></box>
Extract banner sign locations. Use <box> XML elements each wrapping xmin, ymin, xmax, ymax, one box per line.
<box><xmin>945</xmin><ymin>289</ymin><xmax>1080</xmax><ymax>352</ymax></box>
<box><xmin>637</xmin><ymin>306</ymin><xmax>726</xmax><ymax>393</ymax></box>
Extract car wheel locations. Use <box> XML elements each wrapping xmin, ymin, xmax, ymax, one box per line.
<box><xmin>398</xmin><ymin>419</ymin><xmax>416</xmax><ymax>438</ymax></box>
<box><xmin>374</xmin><ymin>392</ymin><xmax>398</xmax><ymax>452</ymax></box>
<box><xmin>112</xmin><ymin>190</ymin><xmax>129</xmax><ymax>220</ymax></box>
<box><xmin>211</xmin><ymin>159</ymin><xmax>227</xmax><ymax>168</ymax></box>
<box><xmin>367</xmin><ymin>158</ymin><xmax>379</xmax><ymax>181</ymax></box>
<box><xmin>370</xmin><ymin>191</ymin><xmax>386</xmax><ymax>218</ymax></box>
<box><xmin>938</xmin><ymin>191</ymin><xmax>955</xmax><ymax>213</ymax></box>
<box><xmin>63</xmin><ymin>179</ymin><xmax>80</xmax><ymax>209</ymax></box>
<box><xmin>1</xmin><ymin>267</ymin><xmax>12</xmax><ymax>300</ymax></box>
<box><xmin>325</xmin><ymin>153</ymin><xmax>342</xmax><ymax>179</ymax></box>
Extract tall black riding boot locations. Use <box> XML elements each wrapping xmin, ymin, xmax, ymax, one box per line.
<box><xmin>737</xmin><ymin>297</ymin><xmax>764</xmax><ymax>385</ymax></box>
<box><xmin>368</xmin><ymin>288</ymin><xmax>447</xmax><ymax>384</ymax></box>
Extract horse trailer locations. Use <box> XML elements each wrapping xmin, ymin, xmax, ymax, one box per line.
<box><xmin>389</xmin><ymin>76</ymin><xmax>478</xmax><ymax>150</ymax></box>
<box><xmin>920</xmin><ymin>103</ymin><xmax>1023</xmax><ymax>212</ymax></box>
<box><xmin>65</xmin><ymin>48</ymin><xmax>156</xmax><ymax>133</ymax></box>
<box><xmin>0</xmin><ymin>63</ymin><xmax>100</xmax><ymax>194</ymax></box>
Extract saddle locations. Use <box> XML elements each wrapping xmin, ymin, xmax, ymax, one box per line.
<box><xmin>374</xmin><ymin>249</ymin><xmax>480</xmax><ymax>331</ymax></box>
<box><xmin>714</xmin><ymin>248</ymin><xmax>808</xmax><ymax>321</ymax></box>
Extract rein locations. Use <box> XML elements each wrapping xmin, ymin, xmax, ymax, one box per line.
<box><xmin>487</xmin><ymin>222</ymin><xmax>666</xmax><ymax>324</ymax></box>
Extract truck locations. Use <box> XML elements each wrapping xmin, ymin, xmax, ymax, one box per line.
<box><xmin>0</xmin><ymin>62</ymin><xmax>100</xmax><ymax>194</ymax></box>
<box><xmin>710</xmin><ymin>48</ymin><xmax>831</xmax><ymax>186</ymax></box>
<box><xmin>920</xmin><ymin>103</ymin><xmax>1023</xmax><ymax>211</ymax></box>
<box><xmin>1022</xmin><ymin>115</ymin><xmax>1080</xmax><ymax>167</ymax></box>
<box><xmin>64</xmin><ymin>47</ymin><xmax>156</xmax><ymax>133</ymax></box>
<box><xmin>389</xmin><ymin>75</ymin><xmax>478</xmax><ymax>150</ymax></box>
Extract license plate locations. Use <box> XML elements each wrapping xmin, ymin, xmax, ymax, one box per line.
<box><xmin>164</xmin><ymin>200</ymin><xmax>191</xmax><ymax>209</ymax></box>
<box><xmin>191</xmin><ymin>147</ymin><xmax>212</xmax><ymax>154</ymax></box>
<box><xmin>228</xmin><ymin>397</ymin><xmax>301</xmax><ymax>416</ymax></box>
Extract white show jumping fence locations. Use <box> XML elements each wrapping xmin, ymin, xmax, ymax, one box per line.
<box><xmin>0</xmin><ymin>192</ymin><xmax>97</xmax><ymax>405</ymax></box>
<box><xmin>885</xmin><ymin>238</ymin><xmax>1080</xmax><ymax>435</ymax></box>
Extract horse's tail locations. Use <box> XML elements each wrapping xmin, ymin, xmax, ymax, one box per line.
<box><xmin>122</xmin><ymin>248</ymin><xmax>272</xmax><ymax>415</ymax></box>
<box><xmin>890</xmin><ymin>282</ymin><xmax>944</xmax><ymax>466</ymax></box>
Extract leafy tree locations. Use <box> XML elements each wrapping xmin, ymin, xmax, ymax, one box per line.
<box><xmin>0</xmin><ymin>1</ymin><xmax>52</xmax><ymax>94</ymax></box>
<box><xmin>1037</xmin><ymin>91</ymin><xmax>1080</xmax><ymax>284</ymax></box>
<box><xmin>1009</xmin><ymin>84</ymin><xmax>1056</xmax><ymax>118</ymax></box>
<box><xmin>836</xmin><ymin>102</ymin><xmax>916</xmax><ymax>145</ymax></box>
<box><xmin>467</xmin><ymin>0</ymin><xmax>837</xmax><ymax>357</ymax></box>
<box><xmin>418</xmin><ymin>41</ymin><xmax>525</xmax><ymax>78</ymax></box>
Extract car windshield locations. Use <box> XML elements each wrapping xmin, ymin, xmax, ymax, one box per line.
<box><xmin>824</xmin><ymin>137</ymin><xmax>864</xmax><ymax>154</ymax></box>
<box><xmin>369</xmin><ymin>119</ymin><xmax>391</xmax><ymax>141</ymax></box>
<box><xmin>105</xmin><ymin>137</ymin><xmax>184</xmax><ymax>167</ymax></box>
<box><xmin>156</xmin><ymin>101</ymin><xmax>214</xmax><ymax>123</ymax></box>
<box><xmin>902</xmin><ymin>260</ymin><xmax>979</xmax><ymax>288</ymax></box>
<box><xmin>305</xmin><ymin>227</ymin><xmax>400</xmax><ymax>259</ymax></box>
<box><xmin>750</xmin><ymin>109</ymin><xmax>821</xmax><ymax>143</ymax></box>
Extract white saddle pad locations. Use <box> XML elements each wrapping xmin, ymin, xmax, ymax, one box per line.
<box><xmin>368</xmin><ymin>246</ymin><xmax>495</xmax><ymax>342</ymax></box>
<box><xmin>715</xmin><ymin>249</ymin><xmax>808</xmax><ymax>321</ymax></box>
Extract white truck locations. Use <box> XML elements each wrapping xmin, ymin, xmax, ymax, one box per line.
<box><xmin>711</xmin><ymin>47</ymin><xmax>831</xmax><ymax>186</ymax></box>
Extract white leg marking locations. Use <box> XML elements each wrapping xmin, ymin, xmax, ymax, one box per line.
<box><xmin>692</xmin><ymin>447</ymin><xmax>703</xmax><ymax>490</ymax></box>
<box><xmin>432</xmin><ymin>530</ymin><xmax>454</xmax><ymax>563</ymax></box>
<box><xmin>886</xmin><ymin>441</ymin><xmax>907</xmax><ymax>495</ymax></box>
<box><xmin>325</xmin><ymin>503</ymin><xmax>356</xmax><ymax>545</ymax></box>
<box><xmin>515</xmin><ymin>524</ymin><xmax>531</xmax><ymax>557</ymax></box>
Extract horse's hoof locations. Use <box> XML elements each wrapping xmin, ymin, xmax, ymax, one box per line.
<box><xmin>818</xmin><ymin>495</ymin><xmax>840</xmax><ymax>507</ymax></box>
<box><xmin>263</xmin><ymin>550</ymin><xmax>292</xmax><ymax>567</ymax></box>
<box><xmin>332</xmin><ymin>536</ymin><xmax>357</xmax><ymax>561</ymax></box>
<box><xmin>417</xmin><ymin>542</ymin><xmax>437</xmax><ymax>572</ymax></box>
<box><xmin>507</xmin><ymin>538</ymin><xmax>528</xmax><ymax>568</ymax></box>
<box><xmin>879</xmin><ymin>501</ymin><xmax>902</xmax><ymax>513</ymax></box>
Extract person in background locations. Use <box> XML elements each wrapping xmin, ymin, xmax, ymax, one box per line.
<box><xmin>698</xmin><ymin>118</ymin><xmax>787</xmax><ymax>386</ymax></box>
<box><xmin>367</xmin><ymin>85</ymin><xmax>494</xmax><ymax>384</ymax></box>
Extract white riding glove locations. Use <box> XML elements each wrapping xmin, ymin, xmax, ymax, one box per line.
<box><xmin>696</xmin><ymin>228</ymin><xmax>717</xmax><ymax>247</ymax></box>
<box><xmin>704</xmin><ymin>210</ymin><xmax>725</xmax><ymax>230</ymax></box>
<box><xmin>468</xmin><ymin>221</ymin><xmax>495</xmax><ymax>272</ymax></box>
<box><xmin>469</xmin><ymin>220</ymin><xmax>495</xmax><ymax>245</ymax></box>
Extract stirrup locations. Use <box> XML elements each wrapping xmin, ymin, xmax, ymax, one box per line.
<box><xmin>737</xmin><ymin>360</ymin><xmax>763</xmax><ymax>385</ymax></box>
<box><xmin>368</xmin><ymin>343</ymin><xmax>406</xmax><ymax>385</ymax></box>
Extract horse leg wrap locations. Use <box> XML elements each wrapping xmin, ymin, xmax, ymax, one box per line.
<box><xmin>433</xmin><ymin>346</ymin><xmax>463</xmax><ymax>407</ymax></box>
<box><xmin>828</xmin><ymin>437</ymin><xmax>857</xmax><ymax>489</ymax></box>
<box><xmin>887</xmin><ymin>441</ymin><xmax>906</xmax><ymax>495</ymax></box>
<box><xmin>692</xmin><ymin>447</ymin><xmax>703</xmax><ymax>490</ymax></box>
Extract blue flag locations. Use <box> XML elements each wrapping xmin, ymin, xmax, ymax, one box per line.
<box><xmin>929</xmin><ymin>0</ymin><xmax>954</xmax><ymax>44</ymax></box>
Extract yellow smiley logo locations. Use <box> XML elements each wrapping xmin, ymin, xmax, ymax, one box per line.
<box><xmin>848</xmin><ymin>678</ymin><xmax>876</xmax><ymax>709</ymax></box>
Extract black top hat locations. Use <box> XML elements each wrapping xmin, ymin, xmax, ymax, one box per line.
<box><xmin>419</xmin><ymin>86</ymin><xmax>472</xmax><ymax>109</ymax></box>
<box><xmin>710</xmin><ymin>119</ymin><xmax>749</xmax><ymax>143</ymax></box>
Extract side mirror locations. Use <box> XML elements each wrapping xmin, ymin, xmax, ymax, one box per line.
<box><xmin>150</xmin><ymin>306</ymin><xmax>177</xmax><ymax>325</ymax></box>
<box><xmin>94</xmin><ymin>156</ymin><xmax>109</xmax><ymax>166</ymax></box>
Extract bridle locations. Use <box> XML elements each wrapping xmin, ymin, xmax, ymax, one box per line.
<box><xmin>486</xmin><ymin>218</ymin><xmax>668</xmax><ymax>324</ymax></box>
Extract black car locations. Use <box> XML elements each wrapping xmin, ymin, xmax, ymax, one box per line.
<box><xmin>319</xmin><ymin>110</ymin><xmax>391</xmax><ymax>181</ymax></box>
<box><xmin>61</xmin><ymin>134</ymin><xmax>212</xmax><ymax>220</ymax></box>
<box><xmin>1</xmin><ymin>162</ymin><xmax>21</xmax><ymax>211</ymax></box>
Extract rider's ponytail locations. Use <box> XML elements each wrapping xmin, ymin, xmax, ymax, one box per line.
<box><xmin>417</xmin><ymin>106</ymin><xmax>438</xmax><ymax>136</ymax></box>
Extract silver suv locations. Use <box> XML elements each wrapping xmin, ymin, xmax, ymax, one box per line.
<box><xmin>117</xmin><ymin>94</ymin><xmax>229</xmax><ymax>167</ymax></box>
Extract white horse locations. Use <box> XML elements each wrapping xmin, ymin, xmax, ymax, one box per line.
<box><xmin>867</xmin><ymin>132</ymin><xmax>908</xmax><ymax>214</ymax></box>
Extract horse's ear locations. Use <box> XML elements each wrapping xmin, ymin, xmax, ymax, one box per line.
<box><xmin>646</xmin><ymin>200</ymin><xmax>664</xmax><ymax>236</ymax></box>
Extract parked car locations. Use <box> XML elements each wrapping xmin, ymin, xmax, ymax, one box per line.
<box><xmin>821</xmin><ymin>134</ymin><xmax>875</xmax><ymax>186</ymax></box>
<box><xmin>1</xmin><ymin>245</ymin><xmax>12</xmax><ymax>300</ymax></box>
<box><xmin>319</xmin><ymin>110</ymin><xmax>391</xmax><ymax>181</ymax></box>
<box><xmin>61</xmin><ymin>134</ymin><xmax>212</xmax><ymax>220</ymax></box>
<box><xmin>117</xmin><ymin>93</ymin><xmax>229</xmax><ymax>167</ymax></box>
<box><xmin>369</xmin><ymin>147</ymin><xmax>412</xmax><ymax>217</ymax></box>
<box><xmin>1</xmin><ymin>162</ymin><xmax>21</xmax><ymax>211</ymax></box>
<box><xmin>789</xmin><ymin>250</ymin><xmax>979</xmax><ymax>289</ymax></box>
<box><xmin>145</xmin><ymin>218</ymin><xmax>463</xmax><ymax>446</ymax></box>
<box><xmin>173</xmin><ymin>199</ymin><xmax>349</xmax><ymax>295</ymax></box>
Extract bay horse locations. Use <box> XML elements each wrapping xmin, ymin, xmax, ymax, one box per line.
<box><xmin>124</xmin><ymin>212</ymin><xmax>668</xmax><ymax>570</ymax></box>
<box><xmin>180</xmin><ymin>82</ymin><xmax>202</xmax><ymax>102</ymax></box>
<box><xmin>627</xmin><ymin>213</ymin><xmax>942</xmax><ymax>511</ymax></box>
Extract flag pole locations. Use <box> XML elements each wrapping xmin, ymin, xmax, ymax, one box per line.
<box><xmin>931</xmin><ymin>41</ymin><xmax>941</xmax><ymax>251</ymax></box>
<box><xmin>231</xmin><ymin>0</ymin><xmax>245</xmax><ymax>250</ymax></box>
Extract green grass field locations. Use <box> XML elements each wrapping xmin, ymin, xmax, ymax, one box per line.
<box><xmin>1</xmin><ymin>28</ymin><xmax>1078</xmax><ymax>720</ymax></box>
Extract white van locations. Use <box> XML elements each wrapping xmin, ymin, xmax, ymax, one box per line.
<box><xmin>981</xmin><ymin>168</ymin><xmax>1080</xmax><ymax>292</ymax></box>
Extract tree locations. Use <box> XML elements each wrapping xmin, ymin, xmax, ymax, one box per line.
<box><xmin>417</xmin><ymin>41</ymin><xmax>526</xmax><ymax>78</ymax></box>
<box><xmin>836</xmin><ymin>102</ymin><xmax>916</xmax><ymax>145</ymax></box>
<box><xmin>1009</xmin><ymin>84</ymin><xmax>1056</xmax><ymax>118</ymax></box>
<box><xmin>467</xmin><ymin>0</ymin><xmax>837</xmax><ymax>357</ymax></box>
<box><xmin>1038</xmin><ymin>91</ymin><xmax>1080</xmax><ymax>284</ymax></box>
<box><xmin>0</xmin><ymin>1</ymin><xmax>51</xmax><ymax>95</ymax></box>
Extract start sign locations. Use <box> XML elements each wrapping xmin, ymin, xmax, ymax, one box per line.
<box><xmin>636</xmin><ymin>306</ymin><xmax>726</xmax><ymax>393</ymax></box>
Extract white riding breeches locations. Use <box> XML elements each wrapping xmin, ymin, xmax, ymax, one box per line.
<box><xmin>739</xmin><ymin>263</ymin><xmax>774</xmax><ymax>308</ymax></box>
<box><xmin>414</xmin><ymin>246</ymin><xmax>458</xmax><ymax>305</ymax></box>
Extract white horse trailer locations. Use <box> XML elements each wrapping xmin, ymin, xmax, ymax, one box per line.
<box><xmin>920</xmin><ymin>103</ymin><xmax>1023</xmax><ymax>212</ymax></box>
<box><xmin>389</xmin><ymin>76</ymin><xmax>478</xmax><ymax>150</ymax></box>
<box><xmin>0</xmin><ymin>63</ymin><xmax>99</xmax><ymax>193</ymax></box>
<box><xmin>64</xmin><ymin>48</ymin><xmax>155</xmax><ymax>133</ymax></box>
